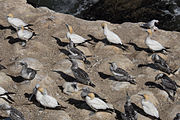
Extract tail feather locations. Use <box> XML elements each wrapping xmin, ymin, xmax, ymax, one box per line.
<box><xmin>89</xmin><ymin>82</ymin><xmax>96</xmax><ymax>88</ymax></box>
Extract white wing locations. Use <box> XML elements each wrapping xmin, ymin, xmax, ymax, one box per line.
<box><xmin>105</xmin><ymin>30</ymin><xmax>122</xmax><ymax>44</ymax></box>
<box><xmin>40</xmin><ymin>95</ymin><xmax>58</xmax><ymax>108</ymax></box>
<box><xmin>146</xmin><ymin>38</ymin><xmax>165</xmax><ymax>51</ymax></box>
<box><xmin>0</xmin><ymin>87</ymin><xmax>6</xmax><ymax>94</ymax></box>
<box><xmin>142</xmin><ymin>101</ymin><xmax>159</xmax><ymax>118</ymax></box>
<box><xmin>70</xmin><ymin>34</ymin><xmax>86</xmax><ymax>43</ymax></box>
<box><xmin>8</xmin><ymin>18</ymin><xmax>27</xmax><ymax>27</ymax></box>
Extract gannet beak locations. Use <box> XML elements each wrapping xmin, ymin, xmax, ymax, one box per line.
<box><xmin>65</xmin><ymin>24</ymin><xmax>69</xmax><ymax>28</ymax></box>
<box><xmin>108</xmin><ymin>62</ymin><xmax>112</xmax><ymax>64</ymax></box>
<box><xmin>28</xmin><ymin>88</ymin><xmax>37</xmax><ymax>101</ymax></box>
<box><xmin>138</xmin><ymin>94</ymin><xmax>144</xmax><ymax>97</ymax></box>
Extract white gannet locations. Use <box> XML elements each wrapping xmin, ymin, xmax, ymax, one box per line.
<box><xmin>85</xmin><ymin>93</ymin><xmax>114</xmax><ymax>113</ymax></box>
<box><xmin>62</xmin><ymin>82</ymin><xmax>80</xmax><ymax>95</ymax></box>
<box><xmin>152</xmin><ymin>54</ymin><xmax>173</xmax><ymax>74</ymax></box>
<box><xmin>141</xmin><ymin>20</ymin><xmax>159</xmax><ymax>31</ymax></box>
<box><xmin>145</xmin><ymin>29</ymin><xmax>168</xmax><ymax>53</ymax></box>
<box><xmin>7</xmin><ymin>13</ymin><xmax>32</xmax><ymax>30</ymax></box>
<box><xmin>101</xmin><ymin>22</ymin><xmax>128</xmax><ymax>50</ymax></box>
<box><xmin>67</xmin><ymin>41</ymin><xmax>90</xmax><ymax>64</ymax></box>
<box><xmin>155</xmin><ymin>73</ymin><xmax>180</xmax><ymax>100</ymax></box>
<box><xmin>0</xmin><ymin>103</ymin><xmax>25</xmax><ymax>120</ymax></box>
<box><xmin>69</xmin><ymin>59</ymin><xmax>95</xmax><ymax>87</ymax></box>
<box><xmin>123</xmin><ymin>92</ymin><xmax>138</xmax><ymax>120</ymax></box>
<box><xmin>174</xmin><ymin>113</ymin><xmax>180</xmax><ymax>120</ymax></box>
<box><xmin>29</xmin><ymin>84</ymin><xmax>66</xmax><ymax>109</ymax></box>
<box><xmin>139</xmin><ymin>94</ymin><xmax>159</xmax><ymax>119</ymax></box>
<box><xmin>109</xmin><ymin>62</ymin><xmax>136</xmax><ymax>84</ymax></box>
<box><xmin>65</xmin><ymin>24</ymin><xmax>87</xmax><ymax>44</ymax></box>
<box><xmin>19</xmin><ymin>62</ymin><xmax>37</xmax><ymax>80</ymax></box>
<box><xmin>17</xmin><ymin>26</ymin><xmax>35</xmax><ymax>42</ymax></box>
<box><xmin>0</xmin><ymin>86</ymin><xmax>15</xmax><ymax>103</ymax></box>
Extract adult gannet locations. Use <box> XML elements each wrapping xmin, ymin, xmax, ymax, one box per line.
<box><xmin>7</xmin><ymin>13</ymin><xmax>32</xmax><ymax>30</ymax></box>
<box><xmin>101</xmin><ymin>22</ymin><xmax>128</xmax><ymax>50</ymax></box>
<box><xmin>155</xmin><ymin>73</ymin><xmax>180</xmax><ymax>99</ymax></box>
<box><xmin>141</xmin><ymin>20</ymin><xmax>159</xmax><ymax>31</ymax></box>
<box><xmin>109</xmin><ymin>62</ymin><xmax>136</xmax><ymax>84</ymax></box>
<box><xmin>29</xmin><ymin>84</ymin><xmax>66</xmax><ymax>109</ymax></box>
<box><xmin>139</xmin><ymin>94</ymin><xmax>160</xmax><ymax>119</ymax></box>
<box><xmin>145</xmin><ymin>29</ymin><xmax>168</xmax><ymax>53</ymax></box>
<box><xmin>85</xmin><ymin>92</ymin><xmax>114</xmax><ymax>113</ymax></box>
<box><xmin>174</xmin><ymin>113</ymin><xmax>180</xmax><ymax>120</ymax></box>
<box><xmin>69</xmin><ymin>59</ymin><xmax>95</xmax><ymax>87</ymax></box>
<box><xmin>19</xmin><ymin>62</ymin><xmax>37</xmax><ymax>81</ymax></box>
<box><xmin>67</xmin><ymin>41</ymin><xmax>90</xmax><ymax>64</ymax></box>
<box><xmin>123</xmin><ymin>92</ymin><xmax>138</xmax><ymax>120</ymax></box>
<box><xmin>0</xmin><ymin>86</ymin><xmax>15</xmax><ymax>103</ymax></box>
<box><xmin>0</xmin><ymin>103</ymin><xmax>25</xmax><ymax>120</ymax></box>
<box><xmin>152</xmin><ymin>54</ymin><xmax>173</xmax><ymax>74</ymax></box>
<box><xmin>65</xmin><ymin>24</ymin><xmax>87</xmax><ymax>44</ymax></box>
<box><xmin>17</xmin><ymin>26</ymin><xmax>35</xmax><ymax>42</ymax></box>
<box><xmin>62</xmin><ymin>82</ymin><xmax>80</xmax><ymax>95</ymax></box>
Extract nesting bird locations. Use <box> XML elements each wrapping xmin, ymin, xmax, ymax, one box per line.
<box><xmin>155</xmin><ymin>73</ymin><xmax>180</xmax><ymax>100</ymax></box>
<box><xmin>109</xmin><ymin>62</ymin><xmax>136</xmax><ymax>84</ymax></box>
<box><xmin>174</xmin><ymin>113</ymin><xmax>180</xmax><ymax>120</ymax></box>
<box><xmin>67</xmin><ymin>41</ymin><xmax>90</xmax><ymax>64</ymax></box>
<box><xmin>29</xmin><ymin>84</ymin><xmax>66</xmax><ymax>109</ymax></box>
<box><xmin>7</xmin><ymin>13</ymin><xmax>32</xmax><ymax>30</ymax></box>
<box><xmin>101</xmin><ymin>22</ymin><xmax>128</xmax><ymax>50</ymax></box>
<box><xmin>145</xmin><ymin>29</ymin><xmax>168</xmax><ymax>53</ymax></box>
<box><xmin>65</xmin><ymin>24</ymin><xmax>87</xmax><ymax>44</ymax></box>
<box><xmin>17</xmin><ymin>26</ymin><xmax>35</xmax><ymax>42</ymax></box>
<box><xmin>141</xmin><ymin>20</ymin><xmax>159</xmax><ymax>31</ymax></box>
<box><xmin>152</xmin><ymin>54</ymin><xmax>173</xmax><ymax>74</ymax></box>
<box><xmin>85</xmin><ymin>92</ymin><xmax>114</xmax><ymax>113</ymax></box>
<box><xmin>0</xmin><ymin>86</ymin><xmax>15</xmax><ymax>103</ymax></box>
<box><xmin>62</xmin><ymin>82</ymin><xmax>80</xmax><ymax>95</ymax></box>
<box><xmin>139</xmin><ymin>94</ymin><xmax>160</xmax><ymax>119</ymax></box>
<box><xmin>122</xmin><ymin>92</ymin><xmax>137</xmax><ymax>120</ymax></box>
<box><xmin>69</xmin><ymin>59</ymin><xmax>95</xmax><ymax>87</ymax></box>
<box><xmin>19</xmin><ymin>62</ymin><xmax>37</xmax><ymax>81</ymax></box>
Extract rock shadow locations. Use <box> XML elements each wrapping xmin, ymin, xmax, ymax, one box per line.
<box><xmin>52</xmin><ymin>36</ymin><xmax>68</xmax><ymax>47</ymax></box>
<box><xmin>5</xmin><ymin>36</ymin><xmax>25</xmax><ymax>44</ymax></box>
<box><xmin>98</xmin><ymin>72</ymin><xmax>112</xmax><ymax>79</ymax></box>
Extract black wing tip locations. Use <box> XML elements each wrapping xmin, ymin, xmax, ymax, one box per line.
<box><xmin>89</xmin><ymin>82</ymin><xmax>96</xmax><ymax>87</ymax></box>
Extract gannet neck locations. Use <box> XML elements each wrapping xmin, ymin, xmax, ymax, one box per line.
<box><xmin>71</xmin><ymin>59</ymin><xmax>78</xmax><ymax>69</ymax></box>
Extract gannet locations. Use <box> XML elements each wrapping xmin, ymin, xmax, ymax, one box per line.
<box><xmin>145</xmin><ymin>29</ymin><xmax>168</xmax><ymax>52</ymax></box>
<box><xmin>62</xmin><ymin>82</ymin><xmax>80</xmax><ymax>95</ymax></box>
<box><xmin>19</xmin><ymin>62</ymin><xmax>37</xmax><ymax>80</ymax></box>
<box><xmin>17</xmin><ymin>26</ymin><xmax>35</xmax><ymax>42</ymax></box>
<box><xmin>7</xmin><ymin>13</ymin><xmax>32</xmax><ymax>30</ymax></box>
<box><xmin>139</xmin><ymin>94</ymin><xmax>159</xmax><ymax>119</ymax></box>
<box><xmin>141</xmin><ymin>20</ymin><xmax>159</xmax><ymax>31</ymax></box>
<box><xmin>174</xmin><ymin>113</ymin><xmax>180</xmax><ymax>120</ymax></box>
<box><xmin>85</xmin><ymin>93</ymin><xmax>114</xmax><ymax>113</ymax></box>
<box><xmin>0</xmin><ymin>86</ymin><xmax>15</xmax><ymax>103</ymax></box>
<box><xmin>152</xmin><ymin>54</ymin><xmax>173</xmax><ymax>74</ymax></box>
<box><xmin>29</xmin><ymin>84</ymin><xmax>66</xmax><ymax>109</ymax></box>
<box><xmin>123</xmin><ymin>92</ymin><xmax>138</xmax><ymax>120</ymax></box>
<box><xmin>155</xmin><ymin>73</ymin><xmax>180</xmax><ymax>99</ymax></box>
<box><xmin>0</xmin><ymin>103</ymin><xmax>25</xmax><ymax>120</ymax></box>
<box><xmin>67</xmin><ymin>41</ymin><xmax>90</xmax><ymax>64</ymax></box>
<box><xmin>101</xmin><ymin>22</ymin><xmax>128</xmax><ymax>50</ymax></box>
<box><xmin>109</xmin><ymin>62</ymin><xmax>136</xmax><ymax>84</ymax></box>
<box><xmin>65</xmin><ymin>24</ymin><xmax>87</xmax><ymax>44</ymax></box>
<box><xmin>69</xmin><ymin>59</ymin><xmax>95</xmax><ymax>87</ymax></box>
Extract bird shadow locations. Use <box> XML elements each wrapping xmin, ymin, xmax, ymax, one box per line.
<box><xmin>59</xmin><ymin>48</ymin><xmax>70</xmax><ymax>56</ymax></box>
<box><xmin>6</xmin><ymin>74</ymin><xmax>25</xmax><ymax>83</ymax></box>
<box><xmin>66</xmin><ymin>98</ymin><xmax>91</xmax><ymax>110</ymax></box>
<box><xmin>58</xmin><ymin>86</ymin><xmax>64</xmax><ymax>93</ymax></box>
<box><xmin>115</xmin><ymin>109</ymin><xmax>127</xmax><ymax>120</ymax></box>
<box><xmin>132</xmin><ymin>103</ymin><xmax>160</xmax><ymax>120</ymax></box>
<box><xmin>0</xmin><ymin>24</ymin><xmax>16</xmax><ymax>31</ymax></box>
<box><xmin>87</xmin><ymin>34</ymin><xmax>105</xmax><ymax>43</ymax></box>
<box><xmin>51</xmin><ymin>70</ymin><xmax>76</xmax><ymax>82</ymax></box>
<box><xmin>98</xmin><ymin>72</ymin><xmax>112</xmax><ymax>79</ymax></box>
<box><xmin>138</xmin><ymin>63</ymin><xmax>157</xmax><ymax>70</ymax></box>
<box><xmin>127</xmin><ymin>42</ymin><xmax>152</xmax><ymax>53</ymax></box>
<box><xmin>5</xmin><ymin>36</ymin><xmax>25</xmax><ymax>44</ymax></box>
<box><xmin>0</xmin><ymin>116</ymin><xmax>9</xmax><ymax>120</ymax></box>
<box><xmin>52</xmin><ymin>36</ymin><xmax>68</xmax><ymax>47</ymax></box>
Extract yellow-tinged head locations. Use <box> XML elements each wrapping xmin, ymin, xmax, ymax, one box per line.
<box><xmin>101</xmin><ymin>22</ymin><xmax>107</xmax><ymax>29</ymax></box>
<box><xmin>7</xmin><ymin>13</ymin><xmax>13</xmax><ymax>18</ymax></box>
<box><xmin>146</xmin><ymin>29</ymin><xmax>152</xmax><ymax>35</ymax></box>
<box><xmin>21</xmin><ymin>26</ymin><xmax>24</xmax><ymax>30</ymax></box>
<box><xmin>88</xmin><ymin>93</ymin><xmax>95</xmax><ymax>99</ymax></box>
<box><xmin>65</xmin><ymin>24</ymin><xmax>73</xmax><ymax>34</ymax></box>
<box><xmin>38</xmin><ymin>87</ymin><xmax>44</xmax><ymax>93</ymax></box>
<box><xmin>143</xmin><ymin>94</ymin><xmax>149</xmax><ymax>100</ymax></box>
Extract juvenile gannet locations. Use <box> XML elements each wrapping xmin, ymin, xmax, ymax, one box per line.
<box><xmin>85</xmin><ymin>92</ymin><xmax>114</xmax><ymax>113</ymax></box>
<box><xmin>124</xmin><ymin>92</ymin><xmax>138</xmax><ymax>120</ymax></box>
<box><xmin>0</xmin><ymin>86</ymin><xmax>15</xmax><ymax>103</ymax></box>
<box><xmin>174</xmin><ymin>113</ymin><xmax>180</xmax><ymax>120</ymax></box>
<box><xmin>7</xmin><ymin>13</ymin><xmax>32</xmax><ymax>30</ymax></box>
<box><xmin>62</xmin><ymin>82</ymin><xmax>80</xmax><ymax>95</ymax></box>
<box><xmin>152</xmin><ymin>54</ymin><xmax>173</xmax><ymax>74</ymax></box>
<box><xmin>19</xmin><ymin>62</ymin><xmax>37</xmax><ymax>80</ymax></box>
<box><xmin>69</xmin><ymin>59</ymin><xmax>95</xmax><ymax>87</ymax></box>
<box><xmin>0</xmin><ymin>104</ymin><xmax>25</xmax><ymax>120</ymax></box>
<box><xmin>155</xmin><ymin>73</ymin><xmax>180</xmax><ymax>99</ymax></box>
<box><xmin>29</xmin><ymin>84</ymin><xmax>66</xmax><ymax>109</ymax></box>
<box><xmin>17</xmin><ymin>26</ymin><xmax>35</xmax><ymax>42</ymax></box>
<box><xmin>141</xmin><ymin>20</ymin><xmax>159</xmax><ymax>30</ymax></box>
<box><xmin>101</xmin><ymin>22</ymin><xmax>128</xmax><ymax>50</ymax></box>
<box><xmin>109</xmin><ymin>62</ymin><xmax>136</xmax><ymax>84</ymax></box>
<box><xmin>139</xmin><ymin>94</ymin><xmax>159</xmax><ymax>119</ymax></box>
<box><xmin>145</xmin><ymin>29</ymin><xmax>168</xmax><ymax>52</ymax></box>
<box><xmin>67</xmin><ymin>41</ymin><xmax>90</xmax><ymax>64</ymax></box>
<box><xmin>65</xmin><ymin>24</ymin><xmax>87</xmax><ymax>44</ymax></box>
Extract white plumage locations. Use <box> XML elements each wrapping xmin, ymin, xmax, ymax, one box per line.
<box><xmin>17</xmin><ymin>26</ymin><xmax>33</xmax><ymax>41</ymax></box>
<box><xmin>102</xmin><ymin>22</ymin><xmax>122</xmax><ymax>44</ymax></box>
<box><xmin>0</xmin><ymin>87</ymin><xmax>7</xmax><ymax>99</ymax></box>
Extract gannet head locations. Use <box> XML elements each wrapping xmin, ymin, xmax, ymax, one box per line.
<box><xmin>101</xmin><ymin>22</ymin><xmax>107</xmax><ymax>29</ymax></box>
<box><xmin>146</xmin><ymin>29</ymin><xmax>152</xmax><ymax>35</ymax></box>
<box><xmin>109</xmin><ymin>62</ymin><xmax>117</xmax><ymax>69</ymax></box>
<box><xmin>139</xmin><ymin>94</ymin><xmax>149</xmax><ymax>100</ymax></box>
<box><xmin>155</xmin><ymin>73</ymin><xmax>164</xmax><ymax>81</ymax></box>
<box><xmin>7</xmin><ymin>13</ymin><xmax>13</xmax><ymax>18</ymax></box>
<box><xmin>65</xmin><ymin>24</ymin><xmax>73</xmax><ymax>34</ymax></box>
<box><xmin>152</xmin><ymin>20</ymin><xmax>159</xmax><ymax>24</ymax></box>
<box><xmin>88</xmin><ymin>93</ymin><xmax>95</xmax><ymax>100</ymax></box>
<box><xmin>151</xmin><ymin>53</ymin><xmax>159</xmax><ymax>61</ymax></box>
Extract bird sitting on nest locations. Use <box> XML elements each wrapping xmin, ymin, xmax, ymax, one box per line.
<box><xmin>62</xmin><ymin>82</ymin><xmax>80</xmax><ymax>95</ymax></box>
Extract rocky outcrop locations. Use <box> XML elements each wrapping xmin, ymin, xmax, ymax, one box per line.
<box><xmin>0</xmin><ymin>0</ymin><xmax>180</xmax><ymax>120</ymax></box>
